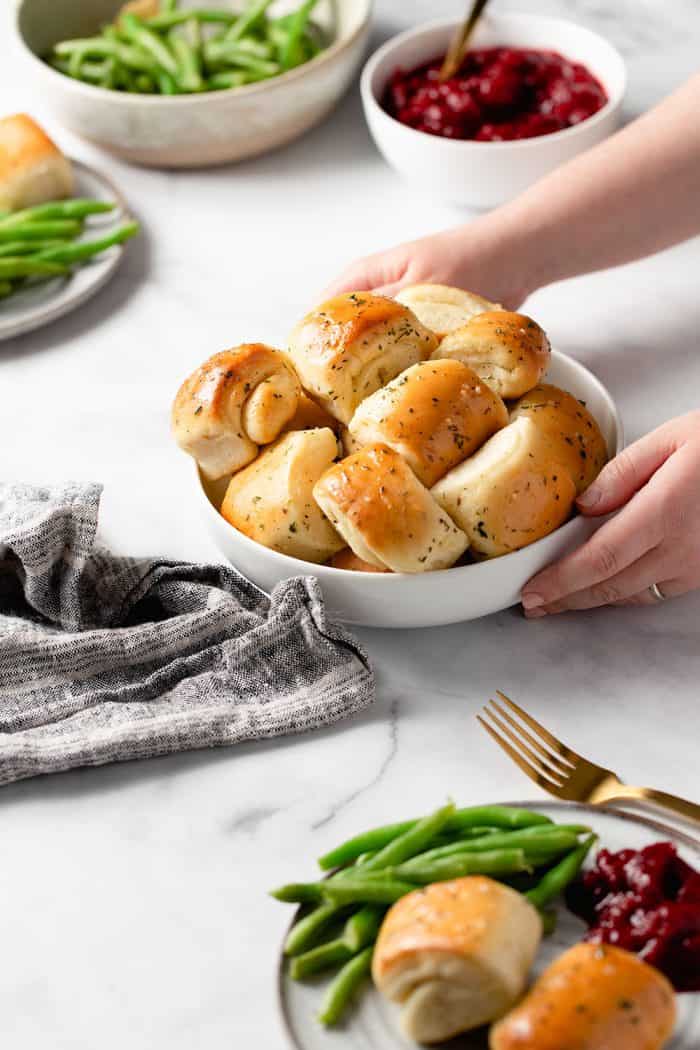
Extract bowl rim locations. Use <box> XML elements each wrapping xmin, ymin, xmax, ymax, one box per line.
<box><xmin>197</xmin><ymin>347</ymin><xmax>624</xmax><ymax>585</ymax></box>
<box><xmin>361</xmin><ymin>11</ymin><xmax>627</xmax><ymax>152</ymax></box>
<box><xmin>13</xmin><ymin>0</ymin><xmax>373</xmax><ymax>106</ymax></box>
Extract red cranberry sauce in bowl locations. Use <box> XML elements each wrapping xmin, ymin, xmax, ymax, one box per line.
<box><xmin>382</xmin><ymin>47</ymin><xmax>608</xmax><ymax>142</ymax></box>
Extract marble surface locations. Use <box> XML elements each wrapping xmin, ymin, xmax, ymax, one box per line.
<box><xmin>2</xmin><ymin>1</ymin><xmax>700</xmax><ymax>1047</ymax></box>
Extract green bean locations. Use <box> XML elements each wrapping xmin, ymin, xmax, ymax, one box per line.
<box><xmin>0</xmin><ymin>259</ymin><xmax>66</xmax><ymax>279</ymax></box>
<box><xmin>0</xmin><ymin>280</ymin><xmax>13</xmax><ymax>298</ymax></box>
<box><xmin>526</xmin><ymin>834</ymin><xmax>597</xmax><ymax>911</ymax></box>
<box><xmin>54</xmin><ymin>38</ymin><xmax>155</xmax><ymax>72</ymax></box>
<box><xmin>36</xmin><ymin>222</ymin><xmax>140</xmax><ymax>264</ymax></box>
<box><xmin>321</xmin><ymin>877</ymin><xmax>417</xmax><ymax>906</ymax></box>
<box><xmin>290</xmin><ymin>938</ymin><xmax>351</xmax><ymax>981</ymax></box>
<box><xmin>284</xmin><ymin>902</ymin><xmax>346</xmax><ymax>957</ymax></box>
<box><xmin>342</xmin><ymin>905</ymin><xmax>384</xmax><ymax>953</ymax></box>
<box><xmin>162</xmin><ymin>0</ymin><xmax>178</xmax><ymax>11</ymax></box>
<box><xmin>0</xmin><ymin>200</ymin><xmax>114</xmax><ymax>227</ymax></box>
<box><xmin>0</xmin><ymin>240</ymin><xmax>71</xmax><ymax>258</ymax></box>
<box><xmin>203</xmin><ymin>41</ymin><xmax>279</xmax><ymax>76</ymax></box>
<box><xmin>234</xmin><ymin>37</ymin><xmax>275</xmax><ymax>59</ymax></box>
<box><xmin>0</xmin><ymin>220</ymin><xmax>82</xmax><ymax>243</ymax></box>
<box><xmin>169</xmin><ymin>27</ymin><xmax>202</xmax><ymax>91</ymax></box>
<box><xmin>540</xmin><ymin>908</ymin><xmax>557</xmax><ymax>936</ymax></box>
<box><xmin>270</xmin><ymin>882</ymin><xmax>323</xmax><ymax>904</ymax></box>
<box><xmin>403</xmin><ymin>826</ymin><xmax>586</xmax><ymax>867</ymax></box>
<box><xmin>393</xmin><ymin>847</ymin><xmax>531</xmax><ymax>884</ymax></box>
<box><xmin>361</xmin><ymin>802</ymin><xmax>456</xmax><ymax>873</ymax></box>
<box><xmin>145</xmin><ymin>9</ymin><xmax>238</xmax><ymax>29</ymax></box>
<box><xmin>205</xmin><ymin>71</ymin><xmax>249</xmax><ymax>90</ymax></box>
<box><xmin>121</xmin><ymin>13</ymin><xmax>179</xmax><ymax>76</ymax></box>
<box><xmin>156</xmin><ymin>70</ymin><xmax>178</xmax><ymax>93</ymax></box>
<box><xmin>317</xmin><ymin>805</ymin><xmax>551</xmax><ymax>870</ymax></box>
<box><xmin>280</xmin><ymin>0</ymin><xmax>319</xmax><ymax>70</ymax></box>
<box><xmin>319</xmin><ymin>946</ymin><xmax>373</xmax><ymax>1027</ymax></box>
<box><xmin>224</xmin><ymin>0</ymin><xmax>275</xmax><ymax>43</ymax></box>
<box><xmin>101</xmin><ymin>57</ymin><xmax>117</xmax><ymax>89</ymax></box>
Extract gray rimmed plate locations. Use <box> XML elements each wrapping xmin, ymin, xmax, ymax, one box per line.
<box><xmin>0</xmin><ymin>159</ymin><xmax>132</xmax><ymax>341</ymax></box>
<box><xmin>279</xmin><ymin>801</ymin><xmax>700</xmax><ymax>1049</ymax></box>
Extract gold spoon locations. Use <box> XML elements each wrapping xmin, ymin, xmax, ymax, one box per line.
<box><xmin>439</xmin><ymin>0</ymin><xmax>492</xmax><ymax>82</ymax></box>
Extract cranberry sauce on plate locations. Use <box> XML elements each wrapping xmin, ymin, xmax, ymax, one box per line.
<box><xmin>383</xmin><ymin>47</ymin><xmax>608</xmax><ymax>142</ymax></box>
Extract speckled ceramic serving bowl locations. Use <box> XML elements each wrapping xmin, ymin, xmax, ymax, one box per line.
<box><xmin>197</xmin><ymin>349</ymin><xmax>623</xmax><ymax>628</ymax></box>
<box><xmin>13</xmin><ymin>0</ymin><xmax>372</xmax><ymax>167</ymax></box>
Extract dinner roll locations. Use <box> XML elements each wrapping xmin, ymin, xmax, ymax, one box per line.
<box><xmin>431</xmin><ymin>416</ymin><xmax>576</xmax><ymax>557</ymax></box>
<box><xmin>172</xmin><ymin>344</ymin><xmax>302</xmax><ymax>480</ymax></box>
<box><xmin>339</xmin><ymin>426</ymin><xmax>363</xmax><ymax>457</ymax></box>
<box><xmin>373</xmin><ymin>876</ymin><xmax>542</xmax><ymax>1044</ymax></box>
<box><xmin>313</xmin><ymin>444</ymin><xmax>468</xmax><ymax>572</ymax></box>
<box><xmin>434</xmin><ymin>311</ymin><xmax>550</xmax><ymax>398</ymax></box>
<box><xmin>220</xmin><ymin>428</ymin><xmax>343</xmax><ymax>563</ymax></box>
<box><xmin>490</xmin><ymin>943</ymin><xmax>676</xmax><ymax>1050</ymax></box>
<box><xmin>328</xmin><ymin>548</ymin><xmax>391</xmax><ymax>572</ymax></box>
<box><xmin>0</xmin><ymin>114</ymin><xmax>74</xmax><ymax>211</ymax></box>
<box><xmin>511</xmin><ymin>383</ymin><xmax>608</xmax><ymax>493</ymax></box>
<box><xmin>282</xmin><ymin>392</ymin><xmax>339</xmax><ymax>434</ymax></box>
<box><xmin>287</xmin><ymin>292</ymin><xmax>438</xmax><ymax>425</ymax></box>
<box><xmin>396</xmin><ymin>283</ymin><xmax>499</xmax><ymax>340</ymax></box>
<box><xmin>348</xmin><ymin>359</ymin><xmax>508</xmax><ymax>487</ymax></box>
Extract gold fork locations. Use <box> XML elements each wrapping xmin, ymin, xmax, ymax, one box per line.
<box><xmin>478</xmin><ymin>691</ymin><xmax>700</xmax><ymax>826</ymax></box>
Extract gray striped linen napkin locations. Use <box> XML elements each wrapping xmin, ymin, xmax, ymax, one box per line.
<box><xmin>0</xmin><ymin>482</ymin><xmax>374</xmax><ymax>786</ymax></box>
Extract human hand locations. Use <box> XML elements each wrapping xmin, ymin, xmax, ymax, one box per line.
<box><xmin>521</xmin><ymin>411</ymin><xmax>700</xmax><ymax>615</ymax></box>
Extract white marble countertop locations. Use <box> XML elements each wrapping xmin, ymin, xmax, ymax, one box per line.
<box><xmin>1</xmin><ymin>1</ymin><xmax>700</xmax><ymax>1046</ymax></box>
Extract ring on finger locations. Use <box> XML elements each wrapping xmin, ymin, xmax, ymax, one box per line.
<box><xmin>648</xmin><ymin>582</ymin><xmax>667</xmax><ymax>602</ymax></box>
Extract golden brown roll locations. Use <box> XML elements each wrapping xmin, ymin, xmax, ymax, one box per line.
<box><xmin>396</xmin><ymin>283</ymin><xmax>500</xmax><ymax>340</ymax></box>
<box><xmin>327</xmin><ymin>548</ymin><xmax>391</xmax><ymax>572</ymax></box>
<box><xmin>313</xmin><ymin>444</ymin><xmax>468</xmax><ymax>573</ymax></box>
<box><xmin>510</xmin><ymin>383</ymin><xmax>608</xmax><ymax>493</ymax></box>
<box><xmin>282</xmin><ymin>392</ymin><xmax>340</xmax><ymax>434</ymax></box>
<box><xmin>171</xmin><ymin>344</ymin><xmax>302</xmax><ymax>480</ymax></box>
<box><xmin>431</xmin><ymin>416</ymin><xmax>576</xmax><ymax>557</ymax></box>
<box><xmin>347</xmin><ymin>359</ymin><xmax>508</xmax><ymax>487</ymax></box>
<box><xmin>433</xmin><ymin>311</ymin><xmax>550</xmax><ymax>399</ymax></box>
<box><xmin>373</xmin><ymin>876</ymin><xmax>543</xmax><ymax>1044</ymax></box>
<box><xmin>0</xmin><ymin>114</ymin><xmax>74</xmax><ymax>211</ymax></box>
<box><xmin>490</xmin><ymin>943</ymin><xmax>676</xmax><ymax>1050</ymax></box>
<box><xmin>220</xmin><ymin>428</ymin><xmax>343</xmax><ymax>563</ymax></box>
<box><xmin>287</xmin><ymin>292</ymin><xmax>438</xmax><ymax>425</ymax></box>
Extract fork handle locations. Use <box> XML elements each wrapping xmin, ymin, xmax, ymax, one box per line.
<box><xmin>604</xmin><ymin>785</ymin><xmax>700</xmax><ymax>827</ymax></box>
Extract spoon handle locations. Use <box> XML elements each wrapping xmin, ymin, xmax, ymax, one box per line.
<box><xmin>440</xmin><ymin>0</ymin><xmax>491</xmax><ymax>82</ymax></box>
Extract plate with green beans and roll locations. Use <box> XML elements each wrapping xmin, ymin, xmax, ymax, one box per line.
<box><xmin>273</xmin><ymin>801</ymin><xmax>700</xmax><ymax>1049</ymax></box>
<box><xmin>0</xmin><ymin>161</ymin><xmax>138</xmax><ymax>341</ymax></box>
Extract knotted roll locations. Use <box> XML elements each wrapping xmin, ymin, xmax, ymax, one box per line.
<box><xmin>431</xmin><ymin>416</ymin><xmax>576</xmax><ymax>557</ymax></box>
<box><xmin>373</xmin><ymin>876</ymin><xmax>543</xmax><ymax>1044</ymax></box>
<box><xmin>433</xmin><ymin>311</ymin><xmax>550</xmax><ymax>399</ymax></box>
<box><xmin>347</xmin><ymin>359</ymin><xmax>509</xmax><ymax>487</ymax></box>
<box><xmin>172</xmin><ymin>344</ymin><xmax>302</xmax><ymax>480</ymax></box>
<box><xmin>287</xmin><ymin>292</ymin><xmax>438</xmax><ymax>425</ymax></box>
<box><xmin>396</xmin><ymin>283</ymin><xmax>499</xmax><ymax>340</ymax></box>
<box><xmin>220</xmin><ymin>428</ymin><xmax>344</xmax><ymax>563</ymax></box>
<box><xmin>510</xmin><ymin>383</ymin><xmax>608</xmax><ymax>493</ymax></box>
<box><xmin>313</xmin><ymin>443</ymin><xmax>468</xmax><ymax>573</ymax></box>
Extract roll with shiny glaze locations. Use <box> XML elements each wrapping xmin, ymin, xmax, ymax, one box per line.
<box><xmin>172</xmin><ymin>344</ymin><xmax>302</xmax><ymax>480</ymax></box>
<box><xmin>373</xmin><ymin>876</ymin><xmax>543</xmax><ymax>1043</ymax></box>
<box><xmin>490</xmin><ymin>942</ymin><xmax>676</xmax><ymax>1050</ymax></box>
<box><xmin>396</xmin><ymin>283</ymin><xmax>499</xmax><ymax>340</ymax></box>
<box><xmin>0</xmin><ymin>114</ymin><xmax>74</xmax><ymax>211</ymax></box>
<box><xmin>313</xmin><ymin>443</ymin><xmax>468</xmax><ymax>572</ymax></box>
<box><xmin>347</xmin><ymin>359</ymin><xmax>508</xmax><ymax>487</ymax></box>
<box><xmin>433</xmin><ymin>311</ymin><xmax>550</xmax><ymax>399</ymax></box>
<box><xmin>287</xmin><ymin>292</ymin><xmax>438</xmax><ymax>424</ymax></box>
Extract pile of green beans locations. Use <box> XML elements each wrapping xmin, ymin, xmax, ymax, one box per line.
<box><xmin>271</xmin><ymin>802</ymin><xmax>597</xmax><ymax>1027</ymax></box>
<box><xmin>0</xmin><ymin>199</ymin><xmax>139</xmax><ymax>303</ymax></box>
<box><xmin>46</xmin><ymin>0</ymin><xmax>328</xmax><ymax>95</ymax></box>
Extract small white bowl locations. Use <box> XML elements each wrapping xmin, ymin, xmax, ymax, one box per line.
<box><xmin>361</xmin><ymin>13</ymin><xmax>626</xmax><ymax>208</ymax></box>
<box><xmin>198</xmin><ymin>349</ymin><xmax>623</xmax><ymax>629</ymax></box>
<box><xmin>13</xmin><ymin>0</ymin><xmax>372</xmax><ymax>168</ymax></box>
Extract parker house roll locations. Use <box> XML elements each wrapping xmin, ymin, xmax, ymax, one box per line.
<box><xmin>172</xmin><ymin>344</ymin><xmax>302</xmax><ymax>480</ymax></box>
<box><xmin>511</xmin><ymin>383</ymin><xmax>608</xmax><ymax>493</ymax></box>
<box><xmin>373</xmin><ymin>876</ymin><xmax>542</xmax><ymax>1044</ymax></box>
<box><xmin>347</xmin><ymin>359</ymin><xmax>508</xmax><ymax>488</ymax></box>
<box><xmin>396</xmin><ymin>283</ymin><xmax>499</xmax><ymax>340</ymax></box>
<box><xmin>287</xmin><ymin>292</ymin><xmax>438</xmax><ymax>425</ymax></box>
<box><xmin>0</xmin><ymin>114</ymin><xmax>74</xmax><ymax>211</ymax></box>
<box><xmin>432</xmin><ymin>416</ymin><xmax>576</xmax><ymax>557</ymax></box>
<box><xmin>434</xmin><ymin>311</ymin><xmax>550</xmax><ymax>399</ymax></box>
<box><xmin>313</xmin><ymin>443</ymin><xmax>468</xmax><ymax>573</ymax></box>
<box><xmin>220</xmin><ymin>428</ymin><xmax>343</xmax><ymax>563</ymax></box>
<box><xmin>490</xmin><ymin>943</ymin><xmax>676</xmax><ymax>1050</ymax></box>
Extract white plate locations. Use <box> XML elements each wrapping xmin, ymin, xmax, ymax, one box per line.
<box><xmin>279</xmin><ymin>802</ymin><xmax>700</xmax><ymax>1049</ymax></box>
<box><xmin>0</xmin><ymin>159</ymin><xmax>132</xmax><ymax>341</ymax></box>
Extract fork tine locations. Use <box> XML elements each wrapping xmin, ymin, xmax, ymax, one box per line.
<box><xmin>483</xmin><ymin>704</ymin><xmax>565</xmax><ymax>786</ymax></box>
<box><xmin>496</xmin><ymin>691</ymin><xmax>582</xmax><ymax>763</ymax></box>
<box><xmin>477</xmin><ymin>715</ymin><xmax>565</xmax><ymax>796</ymax></box>
<box><xmin>489</xmin><ymin>698</ymin><xmax>574</xmax><ymax>773</ymax></box>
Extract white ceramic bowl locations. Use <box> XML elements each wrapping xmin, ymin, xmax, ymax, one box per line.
<box><xmin>198</xmin><ymin>349</ymin><xmax>623</xmax><ymax>628</ymax></box>
<box><xmin>13</xmin><ymin>0</ymin><xmax>372</xmax><ymax>167</ymax></box>
<box><xmin>361</xmin><ymin>13</ymin><xmax>626</xmax><ymax>208</ymax></box>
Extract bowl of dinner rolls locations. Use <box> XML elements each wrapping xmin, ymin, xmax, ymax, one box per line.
<box><xmin>172</xmin><ymin>284</ymin><xmax>622</xmax><ymax>627</ymax></box>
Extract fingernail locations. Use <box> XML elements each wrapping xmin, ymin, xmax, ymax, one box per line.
<box><xmin>525</xmin><ymin>607</ymin><xmax>548</xmax><ymax>619</ymax></box>
<box><xmin>521</xmin><ymin>592</ymin><xmax>545</xmax><ymax>610</ymax></box>
<box><xmin>577</xmin><ymin>486</ymin><xmax>601</xmax><ymax>509</ymax></box>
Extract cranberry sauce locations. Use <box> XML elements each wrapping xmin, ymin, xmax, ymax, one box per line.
<box><xmin>383</xmin><ymin>47</ymin><xmax>607</xmax><ymax>142</ymax></box>
<box><xmin>566</xmin><ymin>842</ymin><xmax>700</xmax><ymax>992</ymax></box>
